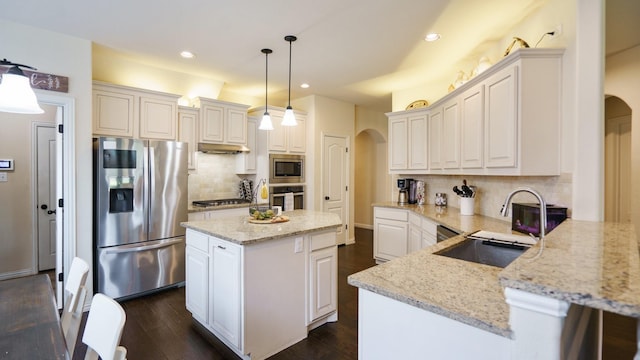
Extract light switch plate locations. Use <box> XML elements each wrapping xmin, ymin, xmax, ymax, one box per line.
<box><xmin>294</xmin><ymin>237</ymin><xmax>303</xmax><ymax>253</ymax></box>
<box><xmin>0</xmin><ymin>172</ymin><xmax>7</xmax><ymax>182</ymax></box>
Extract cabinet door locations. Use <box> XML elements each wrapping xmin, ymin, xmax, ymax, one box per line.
<box><xmin>408</xmin><ymin>224</ymin><xmax>422</xmax><ymax>254</ymax></box>
<box><xmin>268</xmin><ymin>114</ymin><xmax>287</xmax><ymax>152</ymax></box>
<box><xmin>236</xmin><ymin>117</ymin><xmax>257</xmax><ymax>174</ymax></box>
<box><xmin>421</xmin><ymin>231</ymin><xmax>437</xmax><ymax>248</ymax></box>
<box><xmin>460</xmin><ymin>86</ymin><xmax>484</xmax><ymax>169</ymax></box>
<box><xmin>93</xmin><ymin>89</ymin><xmax>135</xmax><ymax>137</ymax></box>
<box><xmin>374</xmin><ymin>218</ymin><xmax>408</xmax><ymax>261</ymax></box>
<box><xmin>485</xmin><ymin>65</ymin><xmax>518</xmax><ymax>168</ymax></box>
<box><xmin>442</xmin><ymin>100</ymin><xmax>460</xmax><ymax>169</ymax></box>
<box><xmin>408</xmin><ymin>114</ymin><xmax>428</xmax><ymax>169</ymax></box>
<box><xmin>139</xmin><ymin>95</ymin><xmax>177</xmax><ymax>140</ymax></box>
<box><xmin>200</xmin><ymin>103</ymin><xmax>225</xmax><ymax>142</ymax></box>
<box><xmin>388</xmin><ymin>117</ymin><xmax>408</xmax><ymax>170</ymax></box>
<box><xmin>185</xmin><ymin>246</ymin><xmax>209</xmax><ymax>322</ymax></box>
<box><xmin>210</xmin><ymin>239</ymin><xmax>242</xmax><ymax>348</ymax></box>
<box><xmin>225</xmin><ymin>107</ymin><xmax>247</xmax><ymax>144</ymax></box>
<box><xmin>288</xmin><ymin>117</ymin><xmax>307</xmax><ymax>153</ymax></box>
<box><xmin>309</xmin><ymin>246</ymin><xmax>337</xmax><ymax>321</ymax></box>
<box><xmin>178</xmin><ymin>108</ymin><xmax>198</xmax><ymax>170</ymax></box>
<box><xmin>428</xmin><ymin>109</ymin><xmax>443</xmax><ymax>169</ymax></box>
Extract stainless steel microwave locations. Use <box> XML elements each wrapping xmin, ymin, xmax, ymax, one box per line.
<box><xmin>269</xmin><ymin>154</ymin><xmax>304</xmax><ymax>184</ymax></box>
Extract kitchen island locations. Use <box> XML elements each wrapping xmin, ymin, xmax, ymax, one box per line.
<box><xmin>349</xmin><ymin>203</ymin><xmax>640</xmax><ymax>359</ymax></box>
<box><xmin>181</xmin><ymin>210</ymin><xmax>341</xmax><ymax>360</ymax></box>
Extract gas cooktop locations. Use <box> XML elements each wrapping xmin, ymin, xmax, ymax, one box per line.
<box><xmin>192</xmin><ymin>198</ymin><xmax>251</xmax><ymax>207</ymax></box>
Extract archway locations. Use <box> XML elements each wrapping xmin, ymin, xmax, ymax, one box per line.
<box><xmin>354</xmin><ymin>128</ymin><xmax>388</xmax><ymax>229</ymax></box>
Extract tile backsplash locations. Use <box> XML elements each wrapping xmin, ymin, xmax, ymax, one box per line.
<box><xmin>397</xmin><ymin>173</ymin><xmax>573</xmax><ymax>220</ymax></box>
<box><xmin>188</xmin><ymin>153</ymin><xmax>253</xmax><ymax>203</ymax></box>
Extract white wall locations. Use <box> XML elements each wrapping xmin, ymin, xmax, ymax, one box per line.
<box><xmin>0</xmin><ymin>20</ymin><xmax>93</xmax><ymax>288</ymax></box>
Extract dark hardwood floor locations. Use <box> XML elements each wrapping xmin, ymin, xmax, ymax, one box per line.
<box><xmin>64</xmin><ymin>227</ymin><xmax>636</xmax><ymax>359</ymax></box>
<box><xmin>71</xmin><ymin>227</ymin><xmax>376</xmax><ymax>360</ymax></box>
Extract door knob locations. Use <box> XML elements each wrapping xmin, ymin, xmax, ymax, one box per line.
<box><xmin>47</xmin><ymin>210</ymin><xmax>56</xmax><ymax>215</ymax></box>
<box><xmin>325</xmin><ymin>196</ymin><xmax>330</xmax><ymax>200</ymax></box>
<box><xmin>40</xmin><ymin>204</ymin><xmax>48</xmax><ymax>210</ymax></box>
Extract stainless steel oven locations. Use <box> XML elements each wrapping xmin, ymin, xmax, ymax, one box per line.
<box><xmin>269</xmin><ymin>154</ymin><xmax>304</xmax><ymax>184</ymax></box>
<box><xmin>270</xmin><ymin>186</ymin><xmax>304</xmax><ymax>211</ymax></box>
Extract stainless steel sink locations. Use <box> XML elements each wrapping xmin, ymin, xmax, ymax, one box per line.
<box><xmin>434</xmin><ymin>238</ymin><xmax>529</xmax><ymax>268</ymax></box>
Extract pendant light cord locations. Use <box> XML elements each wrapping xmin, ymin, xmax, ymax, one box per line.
<box><xmin>284</xmin><ymin>35</ymin><xmax>297</xmax><ymax>108</ymax></box>
<box><xmin>261</xmin><ymin>48</ymin><xmax>272</xmax><ymax>111</ymax></box>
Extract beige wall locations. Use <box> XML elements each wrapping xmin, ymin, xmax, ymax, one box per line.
<box><xmin>605</xmin><ymin>45</ymin><xmax>640</xmax><ymax>232</ymax></box>
<box><xmin>0</xmin><ymin>20</ymin><xmax>93</xmax><ymax>284</ymax></box>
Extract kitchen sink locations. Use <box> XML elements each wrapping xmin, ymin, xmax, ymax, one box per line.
<box><xmin>434</xmin><ymin>238</ymin><xmax>529</xmax><ymax>268</ymax></box>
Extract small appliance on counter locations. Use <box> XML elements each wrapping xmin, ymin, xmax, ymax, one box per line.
<box><xmin>407</xmin><ymin>179</ymin><xmax>418</xmax><ymax>204</ymax></box>
<box><xmin>397</xmin><ymin>178</ymin><xmax>409</xmax><ymax>205</ymax></box>
<box><xmin>511</xmin><ymin>203</ymin><xmax>568</xmax><ymax>237</ymax></box>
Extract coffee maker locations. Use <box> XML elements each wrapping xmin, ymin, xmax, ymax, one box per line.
<box><xmin>397</xmin><ymin>178</ymin><xmax>409</xmax><ymax>204</ymax></box>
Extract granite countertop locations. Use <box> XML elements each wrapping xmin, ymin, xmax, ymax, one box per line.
<box><xmin>348</xmin><ymin>202</ymin><xmax>640</xmax><ymax>338</ymax></box>
<box><xmin>181</xmin><ymin>209</ymin><xmax>341</xmax><ymax>245</ymax></box>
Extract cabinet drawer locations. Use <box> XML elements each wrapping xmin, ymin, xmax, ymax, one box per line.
<box><xmin>375</xmin><ymin>208</ymin><xmax>408</xmax><ymax>222</ymax></box>
<box><xmin>310</xmin><ymin>231</ymin><xmax>337</xmax><ymax>251</ymax></box>
<box><xmin>186</xmin><ymin>229</ymin><xmax>209</xmax><ymax>253</ymax></box>
<box><xmin>422</xmin><ymin>218</ymin><xmax>438</xmax><ymax>236</ymax></box>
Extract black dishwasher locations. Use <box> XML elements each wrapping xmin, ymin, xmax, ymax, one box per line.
<box><xmin>436</xmin><ymin>225</ymin><xmax>461</xmax><ymax>242</ymax></box>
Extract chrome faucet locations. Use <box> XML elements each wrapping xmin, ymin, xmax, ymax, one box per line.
<box><xmin>500</xmin><ymin>187</ymin><xmax>547</xmax><ymax>240</ymax></box>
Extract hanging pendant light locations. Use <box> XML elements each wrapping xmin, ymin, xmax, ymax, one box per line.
<box><xmin>259</xmin><ymin>48</ymin><xmax>274</xmax><ymax>131</ymax></box>
<box><xmin>281</xmin><ymin>35</ymin><xmax>297</xmax><ymax>127</ymax></box>
<box><xmin>0</xmin><ymin>59</ymin><xmax>44</xmax><ymax>114</ymax></box>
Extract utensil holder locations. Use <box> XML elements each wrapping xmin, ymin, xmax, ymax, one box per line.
<box><xmin>460</xmin><ymin>197</ymin><xmax>475</xmax><ymax>216</ymax></box>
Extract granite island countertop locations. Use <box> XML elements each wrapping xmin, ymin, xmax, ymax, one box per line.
<box><xmin>348</xmin><ymin>202</ymin><xmax>640</xmax><ymax>338</ymax></box>
<box><xmin>181</xmin><ymin>209</ymin><xmax>341</xmax><ymax>245</ymax></box>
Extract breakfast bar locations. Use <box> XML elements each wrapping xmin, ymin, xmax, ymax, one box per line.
<box><xmin>181</xmin><ymin>210</ymin><xmax>342</xmax><ymax>360</ymax></box>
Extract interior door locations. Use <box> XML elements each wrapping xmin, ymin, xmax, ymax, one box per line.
<box><xmin>36</xmin><ymin>124</ymin><xmax>57</xmax><ymax>271</ymax></box>
<box><xmin>322</xmin><ymin>135</ymin><xmax>348</xmax><ymax>245</ymax></box>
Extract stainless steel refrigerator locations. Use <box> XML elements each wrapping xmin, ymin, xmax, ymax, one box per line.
<box><xmin>93</xmin><ymin>137</ymin><xmax>188</xmax><ymax>300</ymax></box>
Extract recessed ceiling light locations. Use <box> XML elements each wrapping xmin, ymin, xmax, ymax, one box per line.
<box><xmin>300</xmin><ymin>83</ymin><xmax>310</xmax><ymax>89</ymax></box>
<box><xmin>424</xmin><ymin>33</ymin><xmax>441</xmax><ymax>42</ymax></box>
<box><xmin>180</xmin><ymin>51</ymin><xmax>195</xmax><ymax>59</ymax></box>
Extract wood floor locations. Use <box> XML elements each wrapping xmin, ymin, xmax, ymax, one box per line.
<box><xmin>64</xmin><ymin>227</ymin><xmax>636</xmax><ymax>359</ymax></box>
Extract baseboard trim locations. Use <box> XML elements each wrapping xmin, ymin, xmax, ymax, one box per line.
<box><xmin>355</xmin><ymin>223</ymin><xmax>373</xmax><ymax>230</ymax></box>
<box><xmin>0</xmin><ymin>268</ymin><xmax>36</xmax><ymax>281</ymax></box>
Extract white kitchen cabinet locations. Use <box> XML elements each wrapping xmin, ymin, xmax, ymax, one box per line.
<box><xmin>209</xmin><ymin>237</ymin><xmax>242</xmax><ymax>348</ymax></box>
<box><xmin>408</xmin><ymin>213</ymin><xmax>423</xmax><ymax>254</ymax></box>
<box><xmin>421</xmin><ymin>217</ymin><xmax>437</xmax><ymax>248</ymax></box>
<box><xmin>249</xmin><ymin>106</ymin><xmax>307</xmax><ymax>154</ymax></box>
<box><xmin>387</xmin><ymin>111</ymin><xmax>428</xmax><ymax>172</ymax></box>
<box><xmin>188</xmin><ymin>207</ymin><xmax>250</xmax><ymax>221</ymax></box>
<box><xmin>236</xmin><ymin>117</ymin><xmax>258</xmax><ymax>174</ymax></box>
<box><xmin>386</xmin><ymin>48</ymin><xmax>563</xmax><ymax>176</ymax></box>
<box><xmin>178</xmin><ymin>106</ymin><xmax>198</xmax><ymax>170</ymax></box>
<box><xmin>373</xmin><ymin>208</ymin><xmax>409</xmax><ymax>262</ymax></box>
<box><xmin>309</xmin><ymin>245</ymin><xmax>337</xmax><ymax>322</ymax></box>
<box><xmin>92</xmin><ymin>81</ymin><xmax>180</xmax><ymax>140</ymax></box>
<box><xmin>442</xmin><ymin>99</ymin><xmax>461</xmax><ymax>169</ymax></box>
<box><xmin>460</xmin><ymin>84</ymin><xmax>484</xmax><ymax>169</ymax></box>
<box><xmin>185</xmin><ymin>230</ymin><xmax>210</xmax><ymax>323</ymax></box>
<box><xmin>196</xmin><ymin>97</ymin><xmax>249</xmax><ymax>145</ymax></box>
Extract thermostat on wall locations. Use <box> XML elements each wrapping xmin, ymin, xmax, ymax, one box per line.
<box><xmin>0</xmin><ymin>159</ymin><xmax>14</xmax><ymax>171</ymax></box>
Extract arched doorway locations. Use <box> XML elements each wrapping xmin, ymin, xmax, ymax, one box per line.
<box><xmin>354</xmin><ymin>128</ymin><xmax>388</xmax><ymax>229</ymax></box>
<box><xmin>604</xmin><ymin>96</ymin><xmax>632</xmax><ymax>222</ymax></box>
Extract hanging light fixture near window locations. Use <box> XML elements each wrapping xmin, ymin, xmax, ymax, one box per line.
<box><xmin>0</xmin><ymin>58</ymin><xmax>44</xmax><ymax>114</ymax></box>
<box><xmin>281</xmin><ymin>35</ymin><xmax>297</xmax><ymax>127</ymax></box>
<box><xmin>259</xmin><ymin>48</ymin><xmax>274</xmax><ymax>131</ymax></box>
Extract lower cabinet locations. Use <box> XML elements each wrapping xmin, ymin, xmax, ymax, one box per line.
<box><xmin>188</xmin><ymin>207</ymin><xmax>250</xmax><ymax>221</ymax></box>
<box><xmin>209</xmin><ymin>238</ymin><xmax>242</xmax><ymax>348</ymax></box>
<box><xmin>308</xmin><ymin>231</ymin><xmax>338</xmax><ymax>323</ymax></box>
<box><xmin>375</xmin><ymin>207</ymin><xmax>440</xmax><ymax>262</ymax></box>
<box><xmin>185</xmin><ymin>231</ymin><xmax>209</xmax><ymax>323</ymax></box>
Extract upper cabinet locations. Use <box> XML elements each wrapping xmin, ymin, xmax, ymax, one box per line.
<box><xmin>178</xmin><ymin>106</ymin><xmax>199</xmax><ymax>170</ymax></box>
<box><xmin>236</xmin><ymin>117</ymin><xmax>258</xmax><ymax>174</ymax></box>
<box><xmin>249</xmin><ymin>106</ymin><xmax>307</xmax><ymax>154</ymax></box>
<box><xmin>388</xmin><ymin>111</ymin><xmax>428</xmax><ymax>172</ymax></box>
<box><xmin>92</xmin><ymin>81</ymin><xmax>180</xmax><ymax>140</ymax></box>
<box><xmin>195</xmin><ymin>97</ymin><xmax>249</xmax><ymax>145</ymax></box>
<box><xmin>387</xmin><ymin>48</ymin><xmax>564</xmax><ymax>176</ymax></box>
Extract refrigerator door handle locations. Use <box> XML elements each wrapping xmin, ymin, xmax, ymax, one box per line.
<box><xmin>103</xmin><ymin>238</ymin><xmax>183</xmax><ymax>255</ymax></box>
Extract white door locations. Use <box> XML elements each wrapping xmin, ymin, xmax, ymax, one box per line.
<box><xmin>36</xmin><ymin>125</ymin><xmax>57</xmax><ymax>271</ymax></box>
<box><xmin>322</xmin><ymin>135</ymin><xmax>348</xmax><ymax>245</ymax></box>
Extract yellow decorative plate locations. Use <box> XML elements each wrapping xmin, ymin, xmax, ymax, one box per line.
<box><xmin>406</xmin><ymin>100</ymin><xmax>429</xmax><ymax>110</ymax></box>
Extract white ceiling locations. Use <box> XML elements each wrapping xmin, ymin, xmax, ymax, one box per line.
<box><xmin>1</xmin><ymin>0</ymin><xmax>638</xmax><ymax>111</ymax></box>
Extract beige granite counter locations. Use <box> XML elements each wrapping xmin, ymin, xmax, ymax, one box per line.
<box><xmin>349</xmin><ymin>202</ymin><xmax>640</xmax><ymax>338</ymax></box>
<box><xmin>181</xmin><ymin>209</ymin><xmax>341</xmax><ymax>245</ymax></box>
<box><xmin>188</xmin><ymin>203</ymin><xmax>253</xmax><ymax>213</ymax></box>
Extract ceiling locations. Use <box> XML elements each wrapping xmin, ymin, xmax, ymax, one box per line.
<box><xmin>1</xmin><ymin>0</ymin><xmax>639</xmax><ymax>111</ymax></box>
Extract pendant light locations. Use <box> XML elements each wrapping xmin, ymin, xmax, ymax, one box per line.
<box><xmin>259</xmin><ymin>48</ymin><xmax>274</xmax><ymax>131</ymax></box>
<box><xmin>0</xmin><ymin>59</ymin><xmax>44</xmax><ymax>114</ymax></box>
<box><xmin>281</xmin><ymin>35</ymin><xmax>297</xmax><ymax>127</ymax></box>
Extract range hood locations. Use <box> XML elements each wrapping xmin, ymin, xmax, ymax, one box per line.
<box><xmin>197</xmin><ymin>143</ymin><xmax>250</xmax><ymax>154</ymax></box>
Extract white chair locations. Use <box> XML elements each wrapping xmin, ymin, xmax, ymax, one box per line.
<box><xmin>82</xmin><ymin>293</ymin><xmax>127</xmax><ymax>360</ymax></box>
<box><xmin>61</xmin><ymin>257</ymin><xmax>90</xmax><ymax>358</ymax></box>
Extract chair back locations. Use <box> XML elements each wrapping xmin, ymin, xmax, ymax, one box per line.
<box><xmin>61</xmin><ymin>257</ymin><xmax>89</xmax><ymax>357</ymax></box>
<box><xmin>82</xmin><ymin>293</ymin><xmax>127</xmax><ymax>360</ymax></box>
